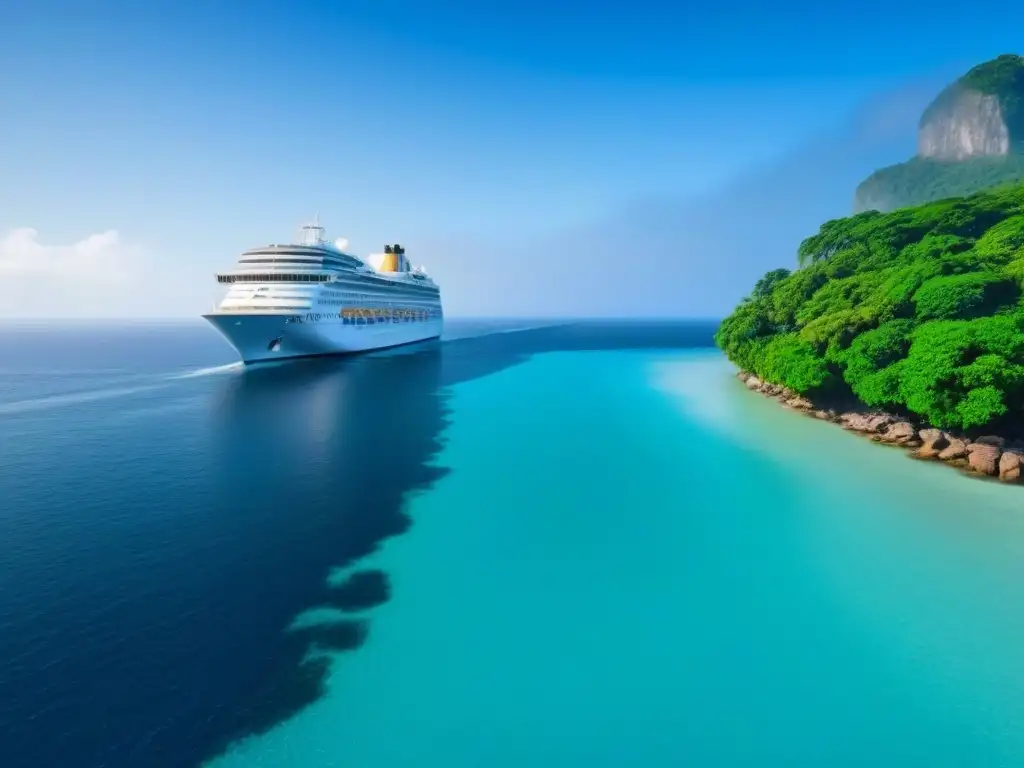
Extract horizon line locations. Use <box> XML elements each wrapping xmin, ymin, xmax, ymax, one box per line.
<box><xmin>0</xmin><ymin>315</ymin><xmax>725</xmax><ymax>323</ymax></box>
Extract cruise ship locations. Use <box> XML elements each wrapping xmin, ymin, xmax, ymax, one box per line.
<box><xmin>203</xmin><ymin>219</ymin><xmax>443</xmax><ymax>363</ymax></box>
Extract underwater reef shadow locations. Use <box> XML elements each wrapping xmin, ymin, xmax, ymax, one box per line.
<box><xmin>190</xmin><ymin>319</ymin><xmax>719</xmax><ymax>765</ymax></box>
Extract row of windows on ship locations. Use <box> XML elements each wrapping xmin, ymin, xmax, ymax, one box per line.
<box><xmin>315</xmin><ymin>293</ymin><xmax>435</xmax><ymax>307</ymax></box>
<box><xmin>218</xmin><ymin>274</ymin><xmax>332</xmax><ymax>283</ymax></box>
<box><xmin>338</xmin><ymin>307</ymin><xmax>442</xmax><ymax>325</ymax></box>
<box><xmin>218</xmin><ymin>274</ymin><xmax>436</xmax><ymax>291</ymax></box>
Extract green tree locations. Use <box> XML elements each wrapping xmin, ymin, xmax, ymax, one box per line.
<box><xmin>912</xmin><ymin>272</ymin><xmax>1019</xmax><ymax>321</ymax></box>
<box><xmin>750</xmin><ymin>268</ymin><xmax>791</xmax><ymax>300</ymax></box>
<box><xmin>715</xmin><ymin>179</ymin><xmax>1024</xmax><ymax>431</ymax></box>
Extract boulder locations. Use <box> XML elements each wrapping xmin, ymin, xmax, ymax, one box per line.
<box><xmin>974</xmin><ymin>435</ymin><xmax>1006</xmax><ymax>449</ymax></box>
<box><xmin>999</xmin><ymin>450</ymin><xmax>1023</xmax><ymax>482</ymax></box>
<box><xmin>882</xmin><ymin>421</ymin><xmax>918</xmax><ymax>445</ymax></box>
<box><xmin>916</xmin><ymin>428</ymin><xmax>949</xmax><ymax>458</ymax></box>
<box><xmin>842</xmin><ymin>414</ymin><xmax>869</xmax><ymax>431</ymax></box>
<box><xmin>917</xmin><ymin>428</ymin><xmax>947</xmax><ymax>447</ymax></box>
<box><xmin>937</xmin><ymin>437</ymin><xmax>969</xmax><ymax>461</ymax></box>
<box><xmin>871</xmin><ymin>414</ymin><xmax>896</xmax><ymax>432</ymax></box>
<box><xmin>840</xmin><ymin>412</ymin><xmax>894</xmax><ymax>434</ymax></box>
<box><xmin>785</xmin><ymin>396</ymin><xmax>814</xmax><ymax>410</ymax></box>
<box><xmin>745</xmin><ymin>376</ymin><xmax>762</xmax><ymax>391</ymax></box>
<box><xmin>967</xmin><ymin>443</ymin><xmax>1001</xmax><ymax>476</ymax></box>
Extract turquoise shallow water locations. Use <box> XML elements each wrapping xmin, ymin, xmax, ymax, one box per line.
<box><xmin>209</xmin><ymin>348</ymin><xmax>1024</xmax><ymax>767</ymax></box>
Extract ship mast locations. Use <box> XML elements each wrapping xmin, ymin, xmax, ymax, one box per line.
<box><xmin>299</xmin><ymin>214</ymin><xmax>325</xmax><ymax>245</ymax></box>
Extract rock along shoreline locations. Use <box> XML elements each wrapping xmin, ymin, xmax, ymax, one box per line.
<box><xmin>736</xmin><ymin>370</ymin><xmax>1024</xmax><ymax>484</ymax></box>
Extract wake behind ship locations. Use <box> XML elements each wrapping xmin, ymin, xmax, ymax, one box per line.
<box><xmin>203</xmin><ymin>220</ymin><xmax>443</xmax><ymax>363</ymax></box>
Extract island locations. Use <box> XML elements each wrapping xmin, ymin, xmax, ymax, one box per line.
<box><xmin>717</xmin><ymin>165</ymin><xmax>1024</xmax><ymax>483</ymax></box>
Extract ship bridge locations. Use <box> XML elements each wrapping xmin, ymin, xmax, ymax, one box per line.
<box><xmin>215</xmin><ymin>219</ymin><xmax>368</xmax><ymax>284</ymax></box>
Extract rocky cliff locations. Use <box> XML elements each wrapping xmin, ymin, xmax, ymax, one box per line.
<box><xmin>917</xmin><ymin>89</ymin><xmax>1010</xmax><ymax>160</ymax></box>
<box><xmin>853</xmin><ymin>54</ymin><xmax>1024</xmax><ymax>213</ymax></box>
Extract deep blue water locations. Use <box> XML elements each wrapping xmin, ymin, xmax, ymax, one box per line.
<box><xmin>0</xmin><ymin>319</ymin><xmax>719</xmax><ymax>768</ymax></box>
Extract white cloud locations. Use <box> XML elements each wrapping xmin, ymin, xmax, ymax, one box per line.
<box><xmin>0</xmin><ymin>227</ymin><xmax>138</xmax><ymax>283</ymax></box>
<box><xmin>0</xmin><ymin>227</ymin><xmax>208</xmax><ymax>318</ymax></box>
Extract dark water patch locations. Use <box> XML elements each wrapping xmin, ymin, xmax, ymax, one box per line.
<box><xmin>329</xmin><ymin>569</ymin><xmax>391</xmax><ymax>611</ymax></box>
<box><xmin>204</xmin><ymin>611</ymin><xmax>374</xmax><ymax>757</ymax></box>
<box><xmin>204</xmin><ymin>653</ymin><xmax>334</xmax><ymax>757</ymax></box>
<box><xmin>302</xmin><ymin>618</ymin><xmax>371</xmax><ymax>652</ymax></box>
<box><xmin>0</xmin><ymin>319</ymin><xmax>719</xmax><ymax>768</ymax></box>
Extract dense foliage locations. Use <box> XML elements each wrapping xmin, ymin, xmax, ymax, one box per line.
<box><xmin>716</xmin><ymin>184</ymin><xmax>1024</xmax><ymax>431</ymax></box>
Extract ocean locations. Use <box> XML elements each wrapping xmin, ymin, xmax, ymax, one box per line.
<box><xmin>4</xmin><ymin>319</ymin><xmax>1024</xmax><ymax>767</ymax></box>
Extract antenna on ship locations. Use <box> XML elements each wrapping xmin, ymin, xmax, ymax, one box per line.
<box><xmin>299</xmin><ymin>214</ymin><xmax>325</xmax><ymax>245</ymax></box>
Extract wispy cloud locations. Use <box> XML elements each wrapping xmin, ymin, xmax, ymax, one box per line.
<box><xmin>0</xmin><ymin>228</ymin><xmax>206</xmax><ymax>318</ymax></box>
<box><xmin>0</xmin><ymin>228</ymin><xmax>138</xmax><ymax>283</ymax></box>
<box><xmin>429</xmin><ymin>77</ymin><xmax>943</xmax><ymax>318</ymax></box>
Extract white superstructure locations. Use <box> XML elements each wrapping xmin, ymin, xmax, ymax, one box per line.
<box><xmin>203</xmin><ymin>219</ymin><xmax>443</xmax><ymax>363</ymax></box>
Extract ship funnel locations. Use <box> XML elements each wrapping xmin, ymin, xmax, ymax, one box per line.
<box><xmin>335</xmin><ymin>237</ymin><xmax>349</xmax><ymax>251</ymax></box>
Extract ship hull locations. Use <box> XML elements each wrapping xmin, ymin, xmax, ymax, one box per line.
<box><xmin>203</xmin><ymin>312</ymin><xmax>443</xmax><ymax>364</ymax></box>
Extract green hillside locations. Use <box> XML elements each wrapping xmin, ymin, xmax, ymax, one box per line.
<box><xmin>716</xmin><ymin>183</ymin><xmax>1024</xmax><ymax>432</ymax></box>
<box><xmin>855</xmin><ymin>155</ymin><xmax>1024</xmax><ymax>214</ymax></box>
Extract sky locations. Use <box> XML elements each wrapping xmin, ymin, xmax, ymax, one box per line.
<box><xmin>0</xmin><ymin>0</ymin><xmax>1021</xmax><ymax>318</ymax></box>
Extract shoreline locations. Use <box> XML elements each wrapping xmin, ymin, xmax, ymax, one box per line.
<box><xmin>736</xmin><ymin>371</ymin><xmax>1024</xmax><ymax>484</ymax></box>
